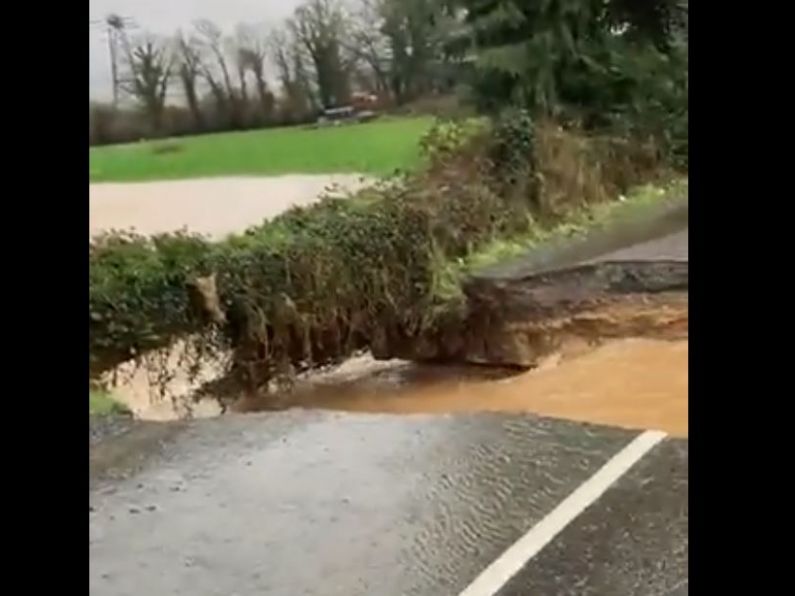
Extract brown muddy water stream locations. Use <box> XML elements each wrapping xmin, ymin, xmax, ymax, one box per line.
<box><xmin>113</xmin><ymin>337</ymin><xmax>687</xmax><ymax>438</ymax></box>
<box><xmin>243</xmin><ymin>338</ymin><xmax>687</xmax><ymax>437</ymax></box>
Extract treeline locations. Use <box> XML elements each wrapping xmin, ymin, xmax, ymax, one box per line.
<box><xmin>91</xmin><ymin>0</ymin><xmax>688</xmax><ymax>156</ymax></box>
<box><xmin>90</xmin><ymin>0</ymin><xmax>466</xmax><ymax>145</ymax></box>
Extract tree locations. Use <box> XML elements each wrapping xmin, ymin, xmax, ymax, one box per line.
<box><xmin>346</xmin><ymin>0</ymin><xmax>391</xmax><ymax>96</ymax></box>
<box><xmin>269</xmin><ymin>28</ymin><xmax>315</xmax><ymax>120</ymax></box>
<box><xmin>378</xmin><ymin>0</ymin><xmax>449</xmax><ymax>103</ymax></box>
<box><xmin>195</xmin><ymin>19</ymin><xmax>244</xmax><ymax>127</ymax></box>
<box><xmin>176</xmin><ymin>32</ymin><xmax>205</xmax><ymax>129</ymax></box>
<box><xmin>606</xmin><ymin>0</ymin><xmax>688</xmax><ymax>51</ymax></box>
<box><xmin>119</xmin><ymin>34</ymin><xmax>174</xmax><ymax>134</ymax></box>
<box><xmin>235</xmin><ymin>24</ymin><xmax>275</xmax><ymax>122</ymax></box>
<box><xmin>289</xmin><ymin>0</ymin><xmax>352</xmax><ymax>109</ymax></box>
<box><xmin>449</xmin><ymin>0</ymin><xmax>688</xmax><ymax>118</ymax></box>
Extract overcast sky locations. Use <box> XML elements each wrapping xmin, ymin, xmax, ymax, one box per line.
<box><xmin>89</xmin><ymin>0</ymin><xmax>304</xmax><ymax>100</ymax></box>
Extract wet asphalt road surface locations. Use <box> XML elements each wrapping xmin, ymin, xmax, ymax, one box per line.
<box><xmin>587</xmin><ymin>229</ymin><xmax>688</xmax><ymax>263</ymax></box>
<box><xmin>495</xmin><ymin>438</ymin><xmax>687</xmax><ymax>596</ymax></box>
<box><xmin>90</xmin><ymin>412</ymin><xmax>687</xmax><ymax>596</ymax></box>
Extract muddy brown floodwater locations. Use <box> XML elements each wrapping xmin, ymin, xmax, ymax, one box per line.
<box><xmin>232</xmin><ymin>337</ymin><xmax>687</xmax><ymax>437</ymax></box>
<box><xmin>89</xmin><ymin>175</ymin><xmax>371</xmax><ymax>240</ymax></box>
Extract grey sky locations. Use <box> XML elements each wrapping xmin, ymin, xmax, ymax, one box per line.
<box><xmin>89</xmin><ymin>0</ymin><xmax>303</xmax><ymax>100</ymax></box>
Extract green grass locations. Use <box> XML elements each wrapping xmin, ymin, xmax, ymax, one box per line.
<box><xmin>89</xmin><ymin>390</ymin><xmax>130</xmax><ymax>416</ymax></box>
<box><xmin>89</xmin><ymin>117</ymin><xmax>434</xmax><ymax>182</ymax></box>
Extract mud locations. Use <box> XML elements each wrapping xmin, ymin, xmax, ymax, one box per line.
<box><xmin>379</xmin><ymin>259</ymin><xmax>688</xmax><ymax>367</ymax></box>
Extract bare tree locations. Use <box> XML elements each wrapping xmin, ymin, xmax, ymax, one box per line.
<box><xmin>194</xmin><ymin>19</ymin><xmax>243</xmax><ymax>127</ymax></box>
<box><xmin>119</xmin><ymin>34</ymin><xmax>174</xmax><ymax>133</ymax></box>
<box><xmin>347</xmin><ymin>0</ymin><xmax>390</xmax><ymax>96</ymax></box>
<box><xmin>342</xmin><ymin>0</ymin><xmax>452</xmax><ymax>105</ymax></box>
<box><xmin>235</xmin><ymin>24</ymin><xmax>274</xmax><ymax>121</ymax></box>
<box><xmin>269</xmin><ymin>28</ymin><xmax>315</xmax><ymax>120</ymax></box>
<box><xmin>176</xmin><ymin>31</ymin><xmax>205</xmax><ymax>129</ymax></box>
<box><xmin>289</xmin><ymin>0</ymin><xmax>352</xmax><ymax>109</ymax></box>
<box><xmin>232</xmin><ymin>26</ymin><xmax>251</xmax><ymax>107</ymax></box>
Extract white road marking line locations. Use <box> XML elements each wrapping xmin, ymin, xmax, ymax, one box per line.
<box><xmin>458</xmin><ymin>429</ymin><xmax>667</xmax><ymax>596</ymax></box>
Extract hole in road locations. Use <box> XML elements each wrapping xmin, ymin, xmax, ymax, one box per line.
<box><xmin>244</xmin><ymin>338</ymin><xmax>688</xmax><ymax>437</ymax></box>
<box><xmin>101</xmin><ymin>293</ymin><xmax>687</xmax><ymax>438</ymax></box>
<box><xmin>103</xmin><ymin>338</ymin><xmax>686</xmax><ymax>438</ymax></box>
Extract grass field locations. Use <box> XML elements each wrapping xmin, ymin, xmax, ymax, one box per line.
<box><xmin>89</xmin><ymin>117</ymin><xmax>434</xmax><ymax>182</ymax></box>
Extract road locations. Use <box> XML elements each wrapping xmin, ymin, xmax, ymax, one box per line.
<box><xmin>90</xmin><ymin>412</ymin><xmax>687</xmax><ymax>596</ymax></box>
<box><xmin>90</xmin><ymin>222</ymin><xmax>688</xmax><ymax>595</ymax></box>
<box><xmin>588</xmin><ymin>229</ymin><xmax>688</xmax><ymax>262</ymax></box>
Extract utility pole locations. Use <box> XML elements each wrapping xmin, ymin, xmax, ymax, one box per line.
<box><xmin>91</xmin><ymin>14</ymin><xmax>136</xmax><ymax>107</ymax></box>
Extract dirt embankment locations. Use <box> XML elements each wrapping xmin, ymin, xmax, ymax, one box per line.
<box><xmin>370</xmin><ymin>194</ymin><xmax>688</xmax><ymax>367</ymax></box>
<box><xmin>376</xmin><ymin>260</ymin><xmax>687</xmax><ymax>367</ymax></box>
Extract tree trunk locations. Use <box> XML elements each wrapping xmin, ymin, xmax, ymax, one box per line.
<box><xmin>180</xmin><ymin>68</ymin><xmax>204</xmax><ymax>130</ymax></box>
<box><xmin>238</xmin><ymin>66</ymin><xmax>249</xmax><ymax>104</ymax></box>
<box><xmin>254</xmin><ymin>71</ymin><xmax>274</xmax><ymax>121</ymax></box>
